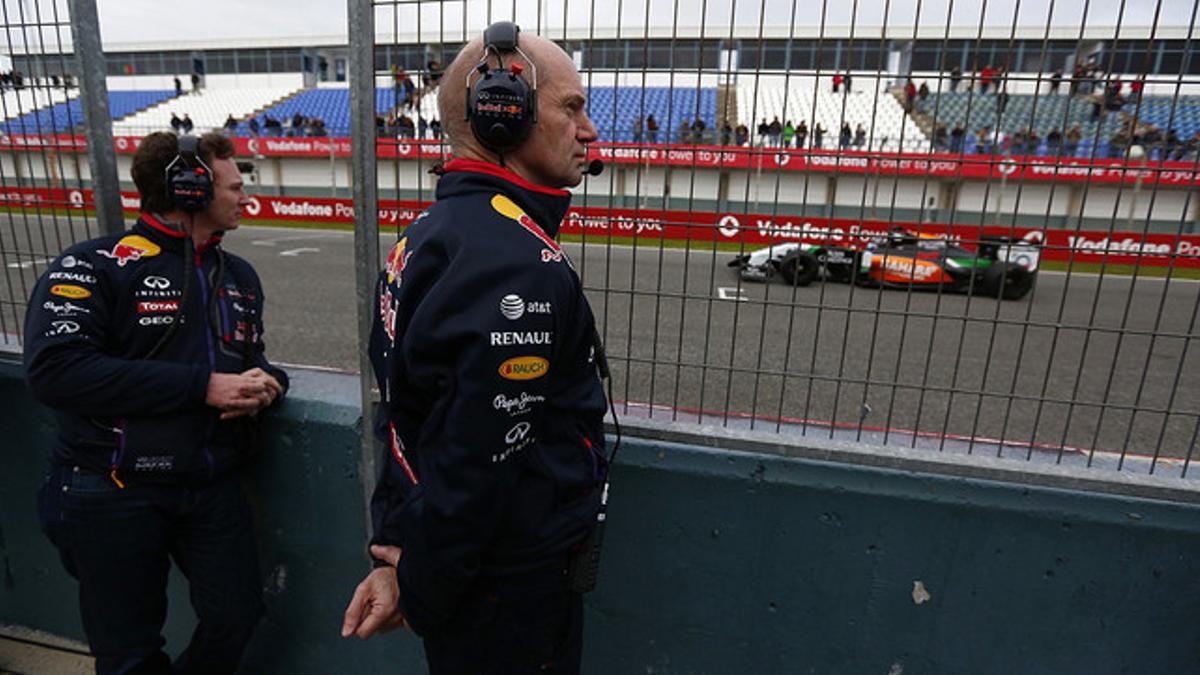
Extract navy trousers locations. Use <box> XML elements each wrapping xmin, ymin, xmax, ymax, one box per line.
<box><xmin>422</xmin><ymin>565</ymin><xmax>584</xmax><ymax>675</ymax></box>
<box><xmin>38</xmin><ymin>464</ymin><xmax>264</xmax><ymax>675</ymax></box>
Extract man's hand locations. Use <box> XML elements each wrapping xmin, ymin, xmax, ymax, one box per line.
<box><xmin>341</xmin><ymin>545</ymin><xmax>408</xmax><ymax>639</ymax></box>
<box><xmin>207</xmin><ymin>369</ymin><xmax>284</xmax><ymax>420</ymax></box>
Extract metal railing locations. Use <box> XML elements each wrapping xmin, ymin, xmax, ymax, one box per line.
<box><xmin>0</xmin><ymin>0</ymin><xmax>1196</xmax><ymax>490</ymax></box>
<box><xmin>363</xmin><ymin>0</ymin><xmax>1199</xmax><ymax>484</ymax></box>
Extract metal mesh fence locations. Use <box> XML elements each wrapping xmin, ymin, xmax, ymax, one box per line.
<box><xmin>368</xmin><ymin>0</ymin><xmax>1200</xmax><ymax>480</ymax></box>
<box><xmin>0</xmin><ymin>0</ymin><xmax>1196</xmax><ymax>483</ymax></box>
<box><xmin>0</xmin><ymin>0</ymin><xmax>101</xmax><ymax>350</ymax></box>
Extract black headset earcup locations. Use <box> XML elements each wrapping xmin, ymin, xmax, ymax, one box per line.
<box><xmin>169</xmin><ymin>169</ymin><xmax>214</xmax><ymax>213</ymax></box>
<box><xmin>468</xmin><ymin>68</ymin><xmax>533</xmax><ymax>153</ymax></box>
<box><xmin>167</xmin><ymin>135</ymin><xmax>214</xmax><ymax>212</ymax></box>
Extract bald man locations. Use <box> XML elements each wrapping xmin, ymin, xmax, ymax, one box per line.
<box><xmin>341</xmin><ymin>23</ymin><xmax>608</xmax><ymax>674</ymax></box>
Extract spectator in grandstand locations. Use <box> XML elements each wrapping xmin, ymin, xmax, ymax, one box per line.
<box><xmin>979</xmin><ymin>65</ymin><xmax>995</xmax><ymax>94</ymax></box>
<box><xmin>422</xmin><ymin>59</ymin><xmax>444</xmax><ymax>93</ymax></box>
<box><xmin>170</xmin><ymin>112</ymin><xmax>183</xmax><ymax>134</ymax></box>
<box><xmin>341</xmin><ymin>26</ymin><xmax>608</xmax><ymax>674</ymax></box>
<box><xmin>632</xmin><ymin>116</ymin><xmax>643</xmax><ymax>143</ymax></box>
<box><xmin>1065</xmin><ymin>123</ymin><xmax>1083</xmax><ymax>157</ymax></box>
<box><xmin>429</xmin><ymin>118</ymin><xmax>442</xmax><ymax>140</ymax></box>
<box><xmin>844</xmin><ymin>72</ymin><xmax>852</xmax><ymax>93</ymax></box>
<box><xmin>839</xmin><ymin>122</ymin><xmax>852</xmax><ymax>149</ymax></box>
<box><xmin>796</xmin><ymin>121</ymin><xmax>808</xmax><ymax>149</ymax></box>
<box><xmin>248</xmin><ymin>116</ymin><xmax>260</xmax><ymax>138</ymax></box>
<box><xmin>1129</xmin><ymin>76</ymin><xmax>1145</xmax><ymax>103</ymax></box>
<box><xmin>646</xmin><ymin>114</ymin><xmax>659</xmax><ymax>143</ymax></box>
<box><xmin>782</xmin><ymin>120</ymin><xmax>795</xmax><ymax>149</ymax></box>
<box><xmin>832</xmin><ymin>73</ymin><xmax>843</xmax><ymax>93</ymax></box>
<box><xmin>1140</xmin><ymin>125</ymin><xmax>1163</xmax><ymax>158</ymax></box>
<box><xmin>190</xmin><ymin>71</ymin><xmax>201</xmax><ymax>94</ymax></box>
<box><xmin>735</xmin><ymin>122</ymin><xmax>749</xmax><ymax>146</ymax></box>
<box><xmin>397</xmin><ymin>68</ymin><xmax>416</xmax><ymax>111</ymax></box>
<box><xmin>813</xmin><ymin>123</ymin><xmax>825</xmax><ymax>149</ymax></box>
<box><xmin>1046</xmin><ymin>127</ymin><xmax>1063</xmax><ymax>156</ymax></box>
<box><xmin>975</xmin><ymin>127</ymin><xmax>992</xmax><ymax>155</ymax></box>
<box><xmin>291</xmin><ymin>111</ymin><xmax>307</xmax><ymax>135</ymax></box>
<box><xmin>309</xmin><ymin>118</ymin><xmax>328</xmax><ymax>137</ymax></box>
<box><xmin>1012</xmin><ymin>128</ymin><xmax>1028</xmax><ymax>155</ymax></box>
<box><xmin>678</xmin><ymin>118</ymin><xmax>692</xmax><ymax>144</ymax></box>
<box><xmin>854</xmin><ymin>124</ymin><xmax>867</xmax><ymax>148</ymax></box>
<box><xmin>1049</xmin><ymin>68</ymin><xmax>1063</xmax><ymax>95</ymax></box>
<box><xmin>174</xmin><ymin>75</ymin><xmax>183</xmax><ymax>97</ymax></box>
<box><xmin>1025</xmin><ymin>128</ymin><xmax>1041</xmax><ymax>156</ymax></box>
<box><xmin>933</xmin><ymin>123</ymin><xmax>948</xmax><ymax>151</ymax></box>
<box><xmin>917</xmin><ymin>81</ymin><xmax>930</xmax><ymax>111</ymax></box>
<box><xmin>1110</xmin><ymin>127</ymin><xmax>1131</xmax><ymax>159</ymax></box>
<box><xmin>181</xmin><ymin>114</ymin><xmax>194</xmax><ymax>135</ymax></box>
<box><xmin>950</xmin><ymin>123</ymin><xmax>965</xmax><ymax>153</ymax></box>
<box><xmin>758</xmin><ymin>118</ymin><xmax>769</xmax><ymax>146</ymax></box>
<box><xmin>950</xmin><ymin>65</ymin><xmax>962</xmax><ymax>92</ymax></box>
<box><xmin>1164</xmin><ymin>128</ymin><xmax>1181</xmax><ymax>160</ymax></box>
<box><xmin>720</xmin><ymin>120</ymin><xmax>733</xmax><ymax>146</ymax></box>
<box><xmin>1091</xmin><ymin>94</ymin><xmax>1103</xmax><ymax>122</ymax></box>
<box><xmin>376</xmin><ymin>114</ymin><xmax>387</xmax><ymax>137</ymax></box>
<box><xmin>768</xmin><ymin>116</ymin><xmax>782</xmax><ymax>146</ymax></box>
<box><xmin>904</xmin><ymin>78</ymin><xmax>917</xmax><ymax>113</ymax></box>
<box><xmin>264</xmin><ymin>115</ymin><xmax>282</xmax><ymax>137</ymax></box>
<box><xmin>691</xmin><ymin>118</ymin><xmax>707</xmax><ymax>144</ymax></box>
<box><xmin>1070</xmin><ymin>64</ymin><xmax>1084</xmax><ymax>96</ymax></box>
<box><xmin>224</xmin><ymin>114</ymin><xmax>238</xmax><ymax>136</ymax></box>
<box><xmin>1181</xmin><ymin>131</ymin><xmax>1200</xmax><ymax>161</ymax></box>
<box><xmin>398</xmin><ymin>115</ymin><xmax>415</xmax><ymax>139</ymax></box>
<box><xmin>25</xmin><ymin>130</ymin><xmax>288</xmax><ymax>675</ymax></box>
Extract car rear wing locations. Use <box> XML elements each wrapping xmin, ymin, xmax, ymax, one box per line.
<box><xmin>978</xmin><ymin>236</ymin><xmax>1040</xmax><ymax>272</ymax></box>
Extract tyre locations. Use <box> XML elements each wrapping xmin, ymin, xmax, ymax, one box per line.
<box><xmin>984</xmin><ymin>264</ymin><xmax>1034</xmax><ymax>300</ymax></box>
<box><xmin>777</xmin><ymin>252</ymin><xmax>819</xmax><ymax>286</ymax></box>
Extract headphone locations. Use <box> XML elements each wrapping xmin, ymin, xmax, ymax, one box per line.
<box><xmin>464</xmin><ymin>21</ymin><xmax>538</xmax><ymax>154</ymax></box>
<box><xmin>165</xmin><ymin>134</ymin><xmax>214</xmax><ymax>213</ymax></box>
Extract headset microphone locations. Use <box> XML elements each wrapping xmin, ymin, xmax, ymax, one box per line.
<box><xmin>585</xmin><ymin>159</ymin><xmax>604</xmax><ymax>176</ymax></box>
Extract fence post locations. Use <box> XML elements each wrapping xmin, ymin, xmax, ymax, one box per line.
<box><xmin>68</xmin><ymin>0</ymin><xmax>123</xmax><ymax>236</ymax></box>
<box><xmin>348</xmin><ymin>0</ymin><xmax>380</xmax><ymax>510</ymax></box>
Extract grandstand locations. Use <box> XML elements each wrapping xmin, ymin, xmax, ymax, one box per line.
<box><xmin>234</xmin><ymin>85</ymin><xmax>439</xmax><ymax>137</ymax></box>
<box><xmin>920</xmin><ymin>90</ymin><xmax>1200</xmax><ymax>157</ymax></box>
<box><xmin>110</xmin><ymin>87</ymin><xmax>299</xmax><ymax>136</ymax></box>
<box><xmin>1</xmin><ymin>90</ymin><xmax>177</xmax><ymax>135</ymax></box>
<box><xmin>584</xmin><ymin>86</ymin><xmax>717</xmax><ymax>143</ymax></box>
<box><xmin>0</xmin><ymin>86</ymin><xmax>74</xmax><ymax>121</ymax></box>
<box><xmin>738</xmin><ymin>77</ymin><xmax>928</xmax><ymax>152</ymax></box>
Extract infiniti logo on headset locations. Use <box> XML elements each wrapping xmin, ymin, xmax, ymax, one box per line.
<box><xmin>143</xmin><ymin>276</ymin><xmax>171</xmax><ymax>289</ymax></box>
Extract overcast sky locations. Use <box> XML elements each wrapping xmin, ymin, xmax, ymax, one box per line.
<box><xmin>90</xmin><ymin>0</ymin><xmax>1195</xmax><ymax>45</ymax></box>
<box><xmin>0</xmin><ymin>0</ymin><xmax>1191</xmax><ymax>53</ymax></box>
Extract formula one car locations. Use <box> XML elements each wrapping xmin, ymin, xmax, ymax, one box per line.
<box><xmin>727</xmin><ymin>228</ymin><xmax>1039</xmax><ymax>300</ymax></box>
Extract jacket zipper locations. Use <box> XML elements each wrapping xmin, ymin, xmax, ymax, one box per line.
<box><xmin>196</xmin><ymin>253</ymin><xmax>217</xmax><ymax>476</ymax></box>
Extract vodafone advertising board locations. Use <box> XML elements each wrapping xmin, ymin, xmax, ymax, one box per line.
<box><xmin>2</xmin><ymin>133</ymin><xmax>1197</xmax><ymax>187</ymax></box>
<box><xmin>4</xmin><ymin>184</ymin><xmax>1198</xmax><ymax>268</ymax></box>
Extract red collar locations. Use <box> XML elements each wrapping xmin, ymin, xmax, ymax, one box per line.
<box><xmin>142</xmin><ymin>213</ymin><xmax>186</xmax><ymax>238</ymax></box>
<box><xmin>440</xmin><ymin>158</ymin><xmax>570</xmax><ymax>197</ymax></box>
<box><xmin>141</xmin><ymin>212</ymin><xmax>221</xmax><ymax>252</ymax></box>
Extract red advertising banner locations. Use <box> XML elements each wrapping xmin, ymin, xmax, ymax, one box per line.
<box><xmin>3</xmin><ymin>184</ymin><xmax>1198</xmax><ymax>268</ymax></box>
<box><xmin>1</xmin><ymin>133</ymin><xmax>1196</xmax><ymax>187</ymax></box>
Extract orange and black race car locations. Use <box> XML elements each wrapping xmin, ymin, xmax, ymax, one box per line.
<box><xmin>728</xmin><ymin>228</ymin><xmax>1039</xmax><ymax>300</ymax></box>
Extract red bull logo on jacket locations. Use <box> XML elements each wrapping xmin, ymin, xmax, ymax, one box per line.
<box><xmin>386</xmin><ymin>237</ymin><xmax>410</xmax><ymax>284</ymax></box>
<box><xmin>96</xmin><ymin>235</ymin><xmax>161</xmax><ymax>267</ymax></box>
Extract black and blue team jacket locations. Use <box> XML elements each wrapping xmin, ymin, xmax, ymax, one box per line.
<box><xmin>368</xmin><ymin>159</ymin><xmax>609</xmax><ymax>636</ymax></box>
<box><xmin>23</xmin><ymin>214</ymin><xmax>288</xmax><ymax>484</ymax></box>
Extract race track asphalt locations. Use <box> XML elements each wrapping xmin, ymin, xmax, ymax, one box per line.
<box><xmin>3</xmin><ymin>222</ymin><xmax>1197</xmax><ymax>462</ymax></box>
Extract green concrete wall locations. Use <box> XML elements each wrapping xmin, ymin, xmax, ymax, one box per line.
<box><xmin>3</xmin><ymin>360</ymin><xmax>1199</xmax><ymax>673</ymax></box>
